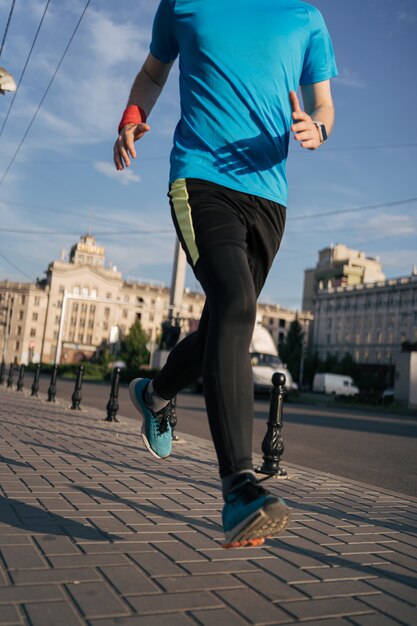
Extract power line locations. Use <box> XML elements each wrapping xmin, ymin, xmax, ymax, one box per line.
<box><xmin>3</xmin><ymin>223</ymin><xmax>173</xmax><ymax>235</ymax></box>
<box><xmin>0</xmin><ymin>0</ymin><xmax>91</xmax><ymax>187</ymax></box>
<box><xmin>0</xmin><ymin>0</ymin><xmax>17</xmax><ymax>57</ymax></box>
<box><xmin>287</xmin><ymin>197</ymin><xmax>417</xmax><ymax>222</ymax></box>
<box><xmin>0</xmin><ymin>252</ymin><xmax>32</xmax><ymax>280</ymax></box>
<box><xmin>0</xmin><ymin>0</ymin><xmax>51</xmax><ymax>141</ymax></box>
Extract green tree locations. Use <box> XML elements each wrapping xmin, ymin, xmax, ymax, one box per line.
<box><xmin>279</xmin><ymin>319</ymin><xmax>304</xmax><ymax>383</ymax></box>
<box><xmin>120</xmin><ymin>320</ymin><xmax>150</xmax><ymax>372</ymax></box>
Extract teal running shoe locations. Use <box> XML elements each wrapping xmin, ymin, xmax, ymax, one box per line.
<box><xmin>129</xmin><ymin>378</ymin><xmax>172</xmax><ymax>459</ymax></box>
<box><xmin>222</xmin><ymin>473</ymin><xmax>290</xmax><ymax>548</ymax></box>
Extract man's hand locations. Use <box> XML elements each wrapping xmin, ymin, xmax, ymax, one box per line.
<box><xmin>113</xmin><ymin>122</ymin><xmax>150</xmax><ymax>170</ymax></box>
<box><xmin>289</xmin><ymin>90</ymin><xmax>321</xmax><ymax>150</ymax></box>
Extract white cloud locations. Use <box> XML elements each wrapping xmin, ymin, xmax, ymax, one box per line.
<box><xmin>93</xmin><ymin>160</ymin><xmax>140</xmax><ymax>185</ymax></box>
<box><xmin>334</xmin><ymin>67</ymin><xmax>365</xmax><ymax>89</ymax></box>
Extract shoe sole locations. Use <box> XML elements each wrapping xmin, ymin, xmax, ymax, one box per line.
<box><xmin>222</xmin><ymin>498</ymin><xmax>290</xmax><ymax>549</ymax></box>
<box><xmin>128</xmin><ymin>379</ymin><xmax>170</xmax><ymax>460</ymax></box>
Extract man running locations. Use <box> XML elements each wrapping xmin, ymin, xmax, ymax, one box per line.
<box><xmin>114</xmin><ymin>0</ymin><xmax>337</xmax><ymax>548</ymax></box>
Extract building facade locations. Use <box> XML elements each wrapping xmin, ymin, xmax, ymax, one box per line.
<box><xmin>0</xmin><ymin>234</ymin><xmax>313</xmax><ymax>366</ymax></box>
<box><xmin>0</xmin><ymin>234</ymin><xmax>205</xmax><ymax>365</ymax></box>
<box><xmin>313</xmin><ymin>272</ymin><xmax>417</xmax><ymax>366</ymax></box>
<box><xmin>303</xmin><ymin>244</ymin><xmax>385</xmax><ymax>313</ymax></box>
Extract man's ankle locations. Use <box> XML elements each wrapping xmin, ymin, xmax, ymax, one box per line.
<box><xmin>222</xmin><ymin>470</ymin><xmax>257</xmax><ymax>500</ymax></box>
<box><xmin>144</xmin><ymin>380</ymin><xmax>170</xmax><ymax>412</ymax></box>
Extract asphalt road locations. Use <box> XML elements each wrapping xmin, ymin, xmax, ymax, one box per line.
<box><xmin>35</xmin><ymin>375</ymin><xmax>417</xmax><ymax>497</ymax></box>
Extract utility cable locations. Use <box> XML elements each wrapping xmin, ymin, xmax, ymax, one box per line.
<box><xmin>0</xmin><ymin>0</ymin><xmax>91</xmax><ymax>187</ymax></box>
<box><xmin>0</xmin><ymin>0</ymin><xmax>17</xmax><ymax>57</ymax></box>
<box><xmin>0</xmin><ymin>252</ymin><xmax>32</xmax><ymax>280</ymax></box>
<box><xmin>287</xmin><ymin>197</ymin><xmax>417</xmax><ymax>222</ymax></box>
<box><xmin>0</xmin><ymin>0</ymin><xmax>51</xmax><ymax>141</ymax></box>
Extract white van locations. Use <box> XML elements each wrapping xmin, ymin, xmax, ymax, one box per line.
<box><xmin>313</xmin><ymin>372</ymin><xmax>359</xmax><ymax>397</ymax></box>
<box><xmin>250</xmin><ymin>323</ymin><xmax>296</xmax><ymax>393</ymax></box>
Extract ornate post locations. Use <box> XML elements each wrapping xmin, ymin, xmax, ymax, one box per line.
<box><xmin>16</xmin><ymin>364</ymin><xmax>25</xmax><ymax>391</ymax></box>
<box><xmin>31</xmin><ymin>363</ymin><xmax>41</xmax><ymax>397</ymax></box>
<box><xmin>47</xmin><ymin>364</ymin><xmax>58</xmax><ymax>402</ymax></box>
<box><xmin>70</xmin><ymin>365</ymin><xmax>84</xmax><ymax>410</ymax></box>
<box><xmin>0</xmin><ymin>359</ymin><xmax>5</xmax><ymax>385</ymax></box>
<box><xmin>7</xmin><ymin>363</ymin><xmax>14</xmax><ymax>388</ymax></box>
<box><xmin>105</xmin><ymin>367</ymin><xmax>120</xmax><ymax>422</ymax></box>
<box><xmin>257</xmin><ymin>372</ymin><xmax>287</xmax><ymax>477</ymax></box>
<box><xmin>169</xmin><ymin>395</ymin><xmax>179</xmax><ymax>441</ymax></box>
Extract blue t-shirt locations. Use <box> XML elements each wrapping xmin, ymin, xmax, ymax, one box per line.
<box><xmin>150</xmin><ymin>0</ymin><xmax>338</xmax><ymax>205</ymax></box>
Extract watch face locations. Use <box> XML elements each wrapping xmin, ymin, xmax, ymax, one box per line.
<box><xmin>321</xmin><ymin>124</ymin><xmax>328</xmax><ymax>142</ymax></box>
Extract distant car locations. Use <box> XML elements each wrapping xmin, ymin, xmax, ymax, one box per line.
<box><xmin>382</xmin><ymin>387</ymin><xmax>394</xmax><ymax>404</ymax></box>
<box><xmin>251</xmin><ymin>352</ymin><xmax>296</xmax><ymax>394</ymax></box>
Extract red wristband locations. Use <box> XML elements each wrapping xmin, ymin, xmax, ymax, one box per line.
<box><xmin>118</xmin><ymin>105</ymin><xmax>147</xmax><ymax>134</ymax></box>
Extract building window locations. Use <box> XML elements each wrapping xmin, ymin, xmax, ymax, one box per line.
<box><xmin>87</xmin><ymin>334</ymin><xmax>93</xmax><ymax>344</ymax></box>
<box><xmin>81</xmin><ymin>304</ymin><xmax>88</xmax><ymax>313</ymax></box>
<box><xmin>104</xmin><ymin>307</ymin><xmax>110</xmax><ymax>318</ymax></box>
<box><xmin>88</xmin><ymin>320</ymin><xmax>94</xmax><ymax>329</ymax></box>
<box><xmin>149</xmin><ymin>313</ymin><xmax>155</xmax><ymax>322</ymax></box>
<box><xmin>30</xmin><ymin>328</ymin><xmax>36</xmax><ymax>337</ymax></box>
<box><xmin>124</xmin><ymin>295</ymin><xmax>130</xmax><ymax>303</ymax></box>
<box><xmin>137</xmin><ymin>297</ymin><xmax>144</xmax><ymax>305</ymax></box>
<box><xmin>15</xmin><ymin>341</ymin><xmax>20</xmax><ymax>350</ymax></box>
<box><xmin>32</xmin><ymin>312</ymin><xmax>38</xmax><ymax>321</ymax></box>
<box><xmin>21</xmin><ymin>295</ymin><xmax>26</xmax><ymax>304</ymax></box>
<box><xmin>90</xmin><ymin>305</ymin><xmax>96</xmax><ymax>314</ymax></box>
<box><xmin>73</xmin><ymin>286</ymin><xmax>80</xmax><ymax>295</ymax></box>
<box><xmin>17</xmin><ymin>326</ymin><xmax>22</xmax><ymax>336</ymax></box>
<box><xmin>59</xmin><ymin>285</ymin><xmax>65</xmax><ymax>294</ymax></box>
<box><xmin>78</xmin><ymin>333</ymin><xmax>84</xmax><ymax>343</ymax></box>
<box><xmin>53</xmin><ymin>331</ymin><xmax>58</xmax><ymax>340</ymax></box>
<box><xmin>19</xmin><ymin>310</ymin><xmax>24</xmax><ymax>320</ymax></box>
<box><xmin>34</xmin><ymin>296</ymin><xmax>40</xmax><ymax>306</ymax></box>
<box><xmin>82</xmin><ymin>287</ymin><xmax>89</xmax><ymax>297</ymax></box>
<box><xmin>70</xmin><ymin>316</ymin><xmax>77</xmax><ymax>327</ymax></box>
<box><xmin>91</xmin><ymin>289</ymin><xmax>97</xmax><ymax>298</ymax></box>
<box><xmin>106</xmin><ymin>292</ymin><xmax>112</xmax><ymax>299</ymax></box>
<box><xmin>80</xmin><ymin>318</ymin><xmax>86</xmax><ymax>328</ymax></box>
<box><xmin>279</xmin><ymin>319</ymin><xmax>286</xmax><ymax>328</ymax></box>
<box><xmin>123</xmin><ymin>309</ymin><xmax>128</xmax><ymax>319</ymax></box>
<box><xmin>103</xmin><ymin>322</ymin><xmax>108</xmax><ymax>331</ymax></box>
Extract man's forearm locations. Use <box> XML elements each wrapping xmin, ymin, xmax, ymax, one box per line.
<box><xmin>310</xmin><ymin>102</ymin><xmax>335</xmax><ymax>137</ymax></box>
<box><xmin>126</xmin><ymin>54</ymin><xmax>173</xmax><ymax>118</ymax></box>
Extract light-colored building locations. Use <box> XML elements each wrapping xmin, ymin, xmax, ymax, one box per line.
<box><xmin>0</xmin><ymin>234</ymin><xmax>205</xmax><ymax>365</ymax></box>
<box><xmin>303</xmin><ymin>243</ymin><xmax>385</xmax><ymax>313</ymax></box>
<box><xmin>257</xmin><ymin>302</ymin><xmax>314</xmax><ymax>352</ymax></box>
<box><xmin>0</xmin><ymin>233</ymin><xmax>313</xmax><ymax>366</ymax></box>
<box><xmin>313</xmin><ymin>271</ymin><xmax>417</xmax><ymax>366</ymax></box>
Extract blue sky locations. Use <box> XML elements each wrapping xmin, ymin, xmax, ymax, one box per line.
<box><xmin>0</xmin><ymin>0</ymin><xmax>416</xmax><ymax>310</ymax></box>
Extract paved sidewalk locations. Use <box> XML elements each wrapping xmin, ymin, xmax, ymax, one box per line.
<box><xmin>0</xmin><ymin>387</ymin><xmax>416</xmax><ymax>626</ymax></box>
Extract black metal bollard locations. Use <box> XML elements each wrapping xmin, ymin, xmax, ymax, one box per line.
<box><xmin>16</xmin><ymin>364</ymin><xmax>25</xmax><ymax>391</ymax></box>
<box><xmin>257</xmin><ymin>372</ymin><xmax>287</xmax><ymax>477</ymax></box>
<box><xmin>7</xmin><ymin>363</ymin><xmax>14</xmax><ymax>389</ymax></box>
<box><xmin>70</xmin><ymin>365</ymin><xmax>84</xmax><ymax>410</ymax></box>
<box><xmin>31</xmin><ymin>364</ymin><xmax>41</xmax><ymax>397</ymax></box>
<box><xmin>0</xmin><ymin>359</ymin><xmax>5</xmax><ymax>385</ymax></box>
<box><xmin>169</xmin><ymin>395</ymin><xmax>179</xmax><ymax>441</ymax></box>
<box><xmin>105</xmin><ymin>367</ymin><xmax>120</xmax><ymax>422</ymax></box>
<box><xmin>47</xmin><ymin>364</ymin><xmax>58</xmax><ymax>402</ymax></box>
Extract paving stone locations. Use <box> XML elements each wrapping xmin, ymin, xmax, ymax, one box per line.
<box><xmin>365</xmin><ymin>577</ymin><xmax>417</xmax><ymax>605</ymax></box>
<box><xmin>1</xmin><ymin>544</ymin><xmax>46</xmax><ymax>569</ymax></box>
<box><xmin>190</xmin><ymin>608</ymin><xmax>250</xmax><ymax>626</ymax></box>
<box><xmin>157</xmin><ymin>573</ymin><xmax>244</xmax><ymax>593</ymax></box>
<box><xmin>129</xmin><ymin>551</ymin><xmax>188</xmax><ymax>577</ymax></box>
<box><xmin>236</xmin><ymin>570</ymin><xmax>306</xmax><ymax>602</ymax></box>
<box><xmin>11</xmin><ymin>567</ymin><xmax>101</xmax><ymax>585</ymax></box>
<box><xmin>48</xmin><ymin>554</ymin><xmax>129</xmax><ymax>568</ymax></box>
<box><xmin>0</xmin><ymin>583</ymin><xmax>65</xmax><ymax>603</ymax></box>
<box><xmin>294</xmin><ymin>580</ymin><xmax>381</xmax><ymax>599</ymax></box>
<box><xmin>99</xmin><ymin>564</ymin><xmax>160</xmax><ymax>595</ymax></box>
<box><xmin>23</xmin><ymin>601</ymin><xmax>83</xmax><ymax>626</ymax></box>
<box><xmin>216</xmin><ymin>588</ymin><xmax>292</xmax><ymax>623</ymax></box>
<box><xmin>66</xmin><ymin>581</ymin><xmax>130</xmax><ymax>618</ymax></box>
<box><xmin>181</xmin><ymin>559</ymin><xmax>259</xmax><ymax>575</ymax></box>
<box><xmin>358</xmin><ymin>593</ymin><xmax>417</xmax><ymax>624</ymax></box>
<box><xmin>89</xmin><ymin>614</ymin><xmax>195</xmax><ymax>626</ymax></box>
<box><xmin>282</xmin><ymin>597</ymin><xmax>373</xmax><ymax>620</ymax></box>
<box><xmin>128</xmin><ymin>591</ymin><xmax>223</xmax><ymax>614</ymax></box>
<box><xmin>0</xmin><ymin>604</ymin><xmax>22</xmax><ymax>625</ymax></box>
<box><xmin>33</xmin><ymin>534</ymin><xmax>80</xmax><ymax>556</ymax></box>
<box><xmin>349</xmin><ymin>614</ymin><xmax>405</xmax><ymax>625</ymax></box>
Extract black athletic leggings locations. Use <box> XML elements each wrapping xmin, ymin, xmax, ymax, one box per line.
<box><xmin>153</xmin><ymin>179</ymin><xmax>286</xmax><ymax>477</ymax></box>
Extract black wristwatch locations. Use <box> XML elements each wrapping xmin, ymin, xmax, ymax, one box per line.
<box><xmin>313</xmin><ymin>121</ymin><xmax>328</xmax><ymax>144</ymax></box>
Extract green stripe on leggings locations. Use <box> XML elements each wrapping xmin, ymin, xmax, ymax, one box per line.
<box><xmin>169</xmin><ymin>179</ymin><xmax>199</xmax><ymax>266</ymax></box>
